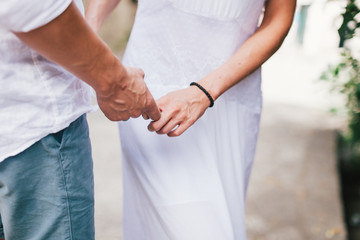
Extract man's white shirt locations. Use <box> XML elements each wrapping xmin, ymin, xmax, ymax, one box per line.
<box><xmin>0</xmin><ymin>0</ymin><xmax>96</xmax><ymax>162</ymax></box>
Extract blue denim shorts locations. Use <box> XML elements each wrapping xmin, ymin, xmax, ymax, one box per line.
<box><xmin>0</xmin><ymin>114</ymin><xmax>94</xmax><ymax>240</ymax></box>
<box><xmin>0</xmin><ymin>217</ymin><xmax>3</xmax><ymax>239</ymax></box>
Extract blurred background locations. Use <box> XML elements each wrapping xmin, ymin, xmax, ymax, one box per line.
<box><xmin>83</xmin><ymin>0</ymin><xmax>360</xmax><ymax>239</ymax></box>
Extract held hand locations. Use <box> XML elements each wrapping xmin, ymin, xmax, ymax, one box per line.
<box><xmin>13</xmin><ymin>3</ymin><xmax>160</xmax><ymax>122</ymax></box>
<box><xmin>147</xmin><ymin>86</ymin><xmax>210</xmax><ymax>137</ymax></box>
<box><xmin>96</xmin><ymin>66</ymin><xmax>161</xmax><ymax>121</ymax></box>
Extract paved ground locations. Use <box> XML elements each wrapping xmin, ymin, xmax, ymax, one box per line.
<box><xmin>246</xmin><ymin>104</ymin><xmax>345</xmax><ymax>240</ymax></box>
<box><xmin>87</xmin><ymin>1</ymin><xmax>348</xmax><ymax>239</ymax></box>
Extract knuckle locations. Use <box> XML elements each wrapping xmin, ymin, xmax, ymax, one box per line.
<box><xmin>104</xmin><ymin>113</ymin><xmax>117</xmax><ymax>122</ymax></box>
<box><xmin>174</xmin><ymin>108</ymin><xmax>181</xmax><ymax>115</ymax></box>
<box><xmin>134</xmin><ymin>68</ymin><xmax>145</xmax><ymax>78</ymax></box>
<box><xmin>178</xmin><ymin>112</ymin><xmax>187</xmax><ymax>120</ymax></box>
<box><xmin>157</xmin><ymin>129</ymin><xmax>166</xmax><ymax>135</ymax></box>
<box><xmin>152</xmin><ymin>125</ymin><xmax>160</xmax><ymax>131</ymax></box>
<box><xmin>169</xmin><ymin>129</ymin><xmax>182</xmax><ymax>137</ymax></box>
<box><xmin>148</xmin><ymin>123</ymin><xmax>155</xmax><ymax>132</ymax></box>
<box><xmin>118</xmin><ymin>113</ymin><xmax>130</xmax><ymax>121</ymax></box>
<box><xmin>132</xmin><ymin>110</ymin><xmax>142</xmax><ymax>118</ymax></box>
<box><xmin>187</xmin><ymin>116</ymin><xmax>195</xmax><ymax>123</ymax></box>
<box><xmin>173</xmin><ymin>104</ymin><xmax>182</xmax><ymax>110</ymax></box>
<box><xmin>123</xmin><ymin>116</ymin><xmax>130</xmax><ymax>121</ymax></box>
<box><xmin>156</xmin><ymin>99</ymin><xmax>166</xmax><ymax>108</ymax></box>
<box><xmin>108</xmin><ymin>116</ymin><xmax>117</xmax><ymax>121</ymax></box>
<box><xmin>172</xmin><ymin>132</ymin><xmax>181</xmax><ymax>137</ymax></box>
<box><xmin>142</xmin><ymin>113</ymin><xmax>149</xmax><ymax>120</ymax></box>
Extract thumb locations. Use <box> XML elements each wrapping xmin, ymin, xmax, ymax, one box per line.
<box><xmin>145</xmin><ymin>96</ymin><xmax>161</xmax><ymax>121</ymax></box>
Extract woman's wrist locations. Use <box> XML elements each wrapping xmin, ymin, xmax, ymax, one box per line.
<box><xmin>197</xmin><ymin>61</ymin><xmax>246</xmax><ymax>102</ymax></box>
<box><xmin>197</xmin><ymin>69</ymin><xmax>230</xmax><ymax>101</ymax></box>
<box><xmin>190</xmin><ymin>82</ymin><xmax>214</xmax><ymax>107</ymax></box>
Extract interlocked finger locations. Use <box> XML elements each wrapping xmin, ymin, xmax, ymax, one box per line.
<box><xmin>148</xmin><ymin>111</ymin><xmax>172</xmax><ymax>132</ymax></box>
<box><xmin>157</xmin><ymin>118</ymin><xmax>181</xmax><ymax>135</ymax></box>
<box><xmin>130</xmin><ymin>109</ymin><xmax>142</xmax><ymax>118</ymax></box>
<box><xmin>168</xmin><ymin>116</ymin><xmax>198</xmax><ymax>137</ymax></box>
<box><xmin>142</xmin><ymin>113</ymin><xmax>149</xmax><ymax>120</ymax></box>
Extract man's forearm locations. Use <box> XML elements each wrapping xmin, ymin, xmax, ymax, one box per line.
<box><xmin>14</xmin><ymin>1</ymin><xmax>160</xmax><ymax>121</ymax></box>
<box><xmin>14</xmin><ymin>2</ymin><xmax>125</xmax><ymax>94</ymax></box>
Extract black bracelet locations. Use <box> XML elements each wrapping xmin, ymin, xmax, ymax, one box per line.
<box><xmin>190</xmin><ymin>82</ymin><xmax>214</xmax><ymax>108</ymax></box>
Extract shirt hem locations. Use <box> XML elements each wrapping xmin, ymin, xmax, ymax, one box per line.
<box><xmin>0</xmin><ymin>107</ymin><xmax>96</xmax><ymax>163</ymax></box>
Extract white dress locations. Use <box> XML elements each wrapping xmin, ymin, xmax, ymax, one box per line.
<box><xmin>118</xmin><ymin>0</ymin><xmax>265</xmax><ymax>239</ymax></box>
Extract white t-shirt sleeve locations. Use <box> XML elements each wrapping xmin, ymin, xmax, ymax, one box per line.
<box><xmin>0</xmin><ymin>0</ymin><xmax>72</xmax><ymax>32</ymax></box>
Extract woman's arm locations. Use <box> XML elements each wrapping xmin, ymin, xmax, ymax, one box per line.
<box><xmin>148</xmin><ymin>0</ymin><xmax>296</xmax><ymax>137</ymax></box>
<box><xmin>86</xmin><ymin>0</ymin><xmax>121</xmax><ymax>32</ymax></box>
<box><xmin>198</xmin><ymin>0</ymin><xmax>297</xmax><ymax>100</ymax></box>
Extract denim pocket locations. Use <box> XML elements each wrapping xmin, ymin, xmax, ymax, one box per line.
<box><xmin>52</xmin><ymin>129</ymin><xmax>65</xmax><ymax>146</ymax></box>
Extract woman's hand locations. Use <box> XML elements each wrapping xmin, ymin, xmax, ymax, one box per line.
<box><xmin>147</xmin><ymin>86</ymin><xmax>211</xmax><ymax>137</ymax></box>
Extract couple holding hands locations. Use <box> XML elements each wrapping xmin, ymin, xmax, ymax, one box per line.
<box><xmin>0</xmin><ymin>0</ymin><xmax>295</xmax><ymax>239</ymax></box>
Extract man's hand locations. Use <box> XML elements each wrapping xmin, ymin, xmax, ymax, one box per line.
<box><xmin>14</xmin><ymin>2</ymin><xmax>160</xmax><ymax>121</ymax></box>
<box><xmin>97</xmin><ymin>66</ymin><xmax>160</xmax><ymax>121</ymax></box>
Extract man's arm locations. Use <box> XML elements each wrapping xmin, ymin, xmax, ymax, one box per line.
<box><xmin>15</xmin><ymin>2</ymin><xmax>160</xmax><ymax>121</ymax></box>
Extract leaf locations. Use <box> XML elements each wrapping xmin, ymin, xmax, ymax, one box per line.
<box><xmin>330</xmin><ymin>107</ymin><xmax>338</xmax><ymax>114</ymax></box>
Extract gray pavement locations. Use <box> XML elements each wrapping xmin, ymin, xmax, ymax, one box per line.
<box><xmin>246</xmin><ymin>103</ymin><xmax>345</xmax><ymax>240</ymax></box>
<box><xmin>88</xmin><ymin>112</ymin><xmax>123</xmax><ymax>240</ymax></box>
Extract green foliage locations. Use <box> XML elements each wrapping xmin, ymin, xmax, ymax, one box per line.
<box><xmin>338</xmin><ymin>0</ymin><xmax>360</xmax><ymax>47</ymax></box>
<box><xmin>322</xmin><ymin>0</ymin><xmax>360</xmax><ymax>160</ymax></box>
<box><xmin>322</xmin><ymin>50</ymin><xmax>360</xmax><ymax>141</ymax></box>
